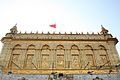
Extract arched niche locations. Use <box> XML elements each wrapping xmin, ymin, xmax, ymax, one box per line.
<box><xmin>12</xmin><ymin>44</ymin><xmax>21</xmax><ymax>54</ymax></box>
<box><xmin>41</xmin><ymin>44</ymin><xmax>50</xmax><ymax>54</ymax></box>
<box><xmin>13</xmin><ymin>44</ymin><xmax>21</xmax><ymax>49</ymax></box>
<box><xmin>41</xmin><ymin>44</ymin><xmax>50</xmax><ymax>69</ymax></box>
<box><xmin>71</xmin><ymin>45</ymin><xmax>80</xmax><ymax>69</ymax></box>
<box><xmin>11</xmin><ymin>44</ymin><xmax>22</xmax><ymax>69</ymax></box>
<box><xmin>98</xmin><ymin>45</ymin><xmax>109</xmax><ymax>66</ymax></box>
<box><xmin>25</xmin><ymin>44</ymin><xmax>35</xmax><ymax>69</ymax></box>
<box><xmin>84</xmin><ymin>45</ymin><xmax>94</xmax><ymax>69</ymax></box>
<box><xmin>71</xmin><ymin>45</ymin><xmax>79</xmax><ymax>54</ymax></box>
<box><xmin>56</xmin><ymin>45</ymin><xmax>64</xmax><ymax>69</ymax></box>
<box><xmin>27</xmin><ymin>44</ymin><xmax>35</xmax><ymax>54</ymax></box>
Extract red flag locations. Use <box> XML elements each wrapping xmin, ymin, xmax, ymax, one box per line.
<box><xmin>50</xmin><ymin>24</ymin><xmax>56</xmax><ymax>28</ymax></box>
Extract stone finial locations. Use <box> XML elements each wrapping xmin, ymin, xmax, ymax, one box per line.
<box><xmin>19</xmin><ymin>31</ymin><xmax>21</xmax><ymax>34</ymax></box>
<box><xmin>30</xmin><ymin>31</ymin><xmax>33</xmax><ymax>34</ymax></box>
<box><xmin>36</xmin><ymin>31</ymin><xmax>38</xmax><ymax>34</ymax></box>
<box><xmin>97</xmin><ymin>32</ymin><xmax>99</xmax><ymax>35</ymax></box>
<box><xmin>76</xmin><ymin>32</ymin><xmax>78</xmax><ymax>34</ymax></box>
<box><xmin>10</xmin><ymin>24</ymin><xmax>18</xmax><ymax>34</ymax></box>
<box><xmin>87</xmin><ymin>32</ymin><xmax>89</xmax><ymax>34</ymax></box>
<box><xmin>100</xmin><ymin>25</ymin><xmax>108</xmax><ymax>35</ymax></box>
<box><xmin>48</xmin><ymin>32</ymin><xmax>50</xmax><ymax>34</ymax></box>
<box><xmin>25</xmin><ymin>31</ymin><xmax>27</xmax><ymax>34</ymax></box>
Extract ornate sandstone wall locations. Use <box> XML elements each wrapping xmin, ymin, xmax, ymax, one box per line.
<box><xmin>0</xmin><ymin>25</ymin><xmax>119</xmax><ymax>75</ymax></box>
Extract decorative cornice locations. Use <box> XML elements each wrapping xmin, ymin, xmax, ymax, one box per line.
<box><xmin>1</xmin><ymin>32</ymin><xmax>113</xmax><ymax>42</ymax></box>
<box><xmin>1</xmin><ymin>25</ymin><xmax>118</xmax><ymax>44</ymax></box>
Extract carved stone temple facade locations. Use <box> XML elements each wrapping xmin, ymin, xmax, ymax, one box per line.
<box><xmin>0</xmin><ymin>25</ymin><xmax>120</xmax><ymax>80</ymax></box>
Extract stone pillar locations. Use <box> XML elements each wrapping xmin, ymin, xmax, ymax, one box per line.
<box><xmin>79</xmin><ymin>49</ymin><xmax>82</xmax><ymax>69</ymax></box>
<box><xmin>64</xmin><ymin>49</ymin><xmax>67</xmax><ymax>68</ymax></box>
<box><xmin>65</xmin><ymin>49</ymin><xmax>71</xmax><ymax>69</ymax></box>
<box><xmin>39</xmin><ymin>49</ymin><xmax>42</xmax><ymax>69</ymax></box>
<box><xmin>81</xmin><ymin>48</ymin><xmax>87</xmax><ymax>69</ymax></box>
<box><xmin>54</xmin><ymin>49</ymin><xmax>57</xmax><ymax>69</ymax></box>
<box><xmin>32</xmin><ymin>44</ymin><xmax>40</xmax><ymax>69</ymax></box>
<box><xmin>19</xmin><ymin>48</ymin><xmax>27</xmax><ymax>69</ymax></box>
<box><xmin>93</xmin><ymin>48</ymin><xmax>101</xmax><ymax>67</ymax></box>
<box><xmin>50</xmin><ymin>49</ymin><xmax>55</xmax><ymax>69</ymax></box>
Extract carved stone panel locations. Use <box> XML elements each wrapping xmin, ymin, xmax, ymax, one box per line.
<box><xmin>72</xmin><ymin>55</ymin><xmax>79</xmax><ymax>69</ymax></box>
<box><xmin>42</xmin><ymin>55</ymin><xmax>49</xmax><ymax>69</ymax></box>
<box><xmin>11</xmin><ymin>45</ymin><xmax>22</xmax><ymax>69</ymax></box>
<box><xmin>100</xmin><ymin>55</ymin><xmax>108</xmax><ymax>65</ymax></box>
<box><xmin>11</xmin><ymin>54</ymin><xmax>20</xmax><ymax>69</ymax></box>
<box><xmin>25</xmin><ymin>54</ymin><xmax>34</xmax><ymax>69</ymax></box>
<box><xmin>86</xmin><ymin>54</ymin><xmax>94</xmax><ymax>69</ymax></box>
<box><xmin>56</xmin><ymin>55</ymin><xmax>64</xmax><ymax>69</ymax></box>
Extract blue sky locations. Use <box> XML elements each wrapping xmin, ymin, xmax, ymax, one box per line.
<box><xmin>0</xmin><ymin>0</ymin><xmax>120</xmax><ymax>56</ymax></box>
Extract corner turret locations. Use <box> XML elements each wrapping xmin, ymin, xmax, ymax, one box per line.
<box><xmin>10</xmin><ymin>24</ymin><xmax>18</xmax><ymax>34</ymax></box>
<box><xmin>100</xmin><ymin>25</ymin><xmax>108</xmax><ymax>35</ymax></box>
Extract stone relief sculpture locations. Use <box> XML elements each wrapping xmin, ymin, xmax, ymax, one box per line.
<box><xmin>56</xmin><ymin>45</ymin><xmax>64</xmax><ymax>68</ymax></box>
<box><xmin>72</xmin><ymin>56</ymin><xmax>79</xmax><ymax>68</ymax></box>
<box><xmin>57</xmin><ymin>56</ymin><xmax>64</xmax><ymax>68</ymax></box>
<box><xmin>12</xmin><ymin>54</ymin><xmax>20</xmax><ymax>69</ymax></box>
<box><xmin>25</xmin><ymin>54</ymin><xmax>34</xmax><ymax>69</ymax></box>
<box><xmin>100</xmin><ymin>55</ymin><xmax>108</xmax><ymax>65</ymax></box>
<box><xmin>42</xmin><ymin>55</ymin><xmax>49</xmax><ymax>68</ymax></box>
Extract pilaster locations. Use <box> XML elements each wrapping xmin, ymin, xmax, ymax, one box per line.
<box><xmin>19</xmin><ymin>44</ymin><xmax>27</xmax><ymax>69</ymax></box>
<box><xmin>80</xmin><ymin>47</ymin><xmax>87</xmax><ymax>69</ymax></box>
<box><xmin>107</xmin><ymin>41</ymin><xmax>119</xmax><ymax>65</ymax></box>
<box><xmin>93</xmin><ymin>48</ymin><xmax>101</xmax><ymax>66</ymax></box>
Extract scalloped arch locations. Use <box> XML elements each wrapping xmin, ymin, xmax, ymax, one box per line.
<box><xmin>98</xmin><ymin>45</ymin><xmax>106</xmax><ymax>50</ymax></box>
<box><xmin>56</xmin><ymin>44</ymin><xmax>64</xmax><ymax>49</ymax></box>
<box><xmin>42</xmin><ymin>44</ymin><xmax>50</xmax><ymax>49</ymax></box>
<box><xmin>13</xmin><ymin>44</ymin><xmax>21</xmax><ymax>49</ymax></box>
<box><xmin>85</xmin><ymin>45</ymin><xmax>93</xmax><ymax>49</ymax></box>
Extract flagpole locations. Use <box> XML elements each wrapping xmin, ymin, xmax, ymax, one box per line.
<box><xmin>49</xmin><ymin>24</ymin><xmax>56</xmax><ymax>34</ymax></box>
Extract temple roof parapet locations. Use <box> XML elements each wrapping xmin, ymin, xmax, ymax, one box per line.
<box><xmin>1</xmin><ymin>25</ymin><xmax>118</xmax><ymax>44</ymax></box>
<box><xmin>3</xmin><ymin>32</ymin><xmax>113</xmax><ymax>40</ymax></box>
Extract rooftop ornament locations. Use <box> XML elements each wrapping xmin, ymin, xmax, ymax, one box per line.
<box><xmin>100</xmin><ymin>25</ymin><xmax>109</xmax><ymax>35</ymax></box>
<box><xmin>10</xmin><ymin>24</ymin><xmax>18</xmax><ymax>34</ymax></box>
<box><xmin>36</xmin><ymin>31</ymin><xmax>38</xmax><ymax>34</ymax></box>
